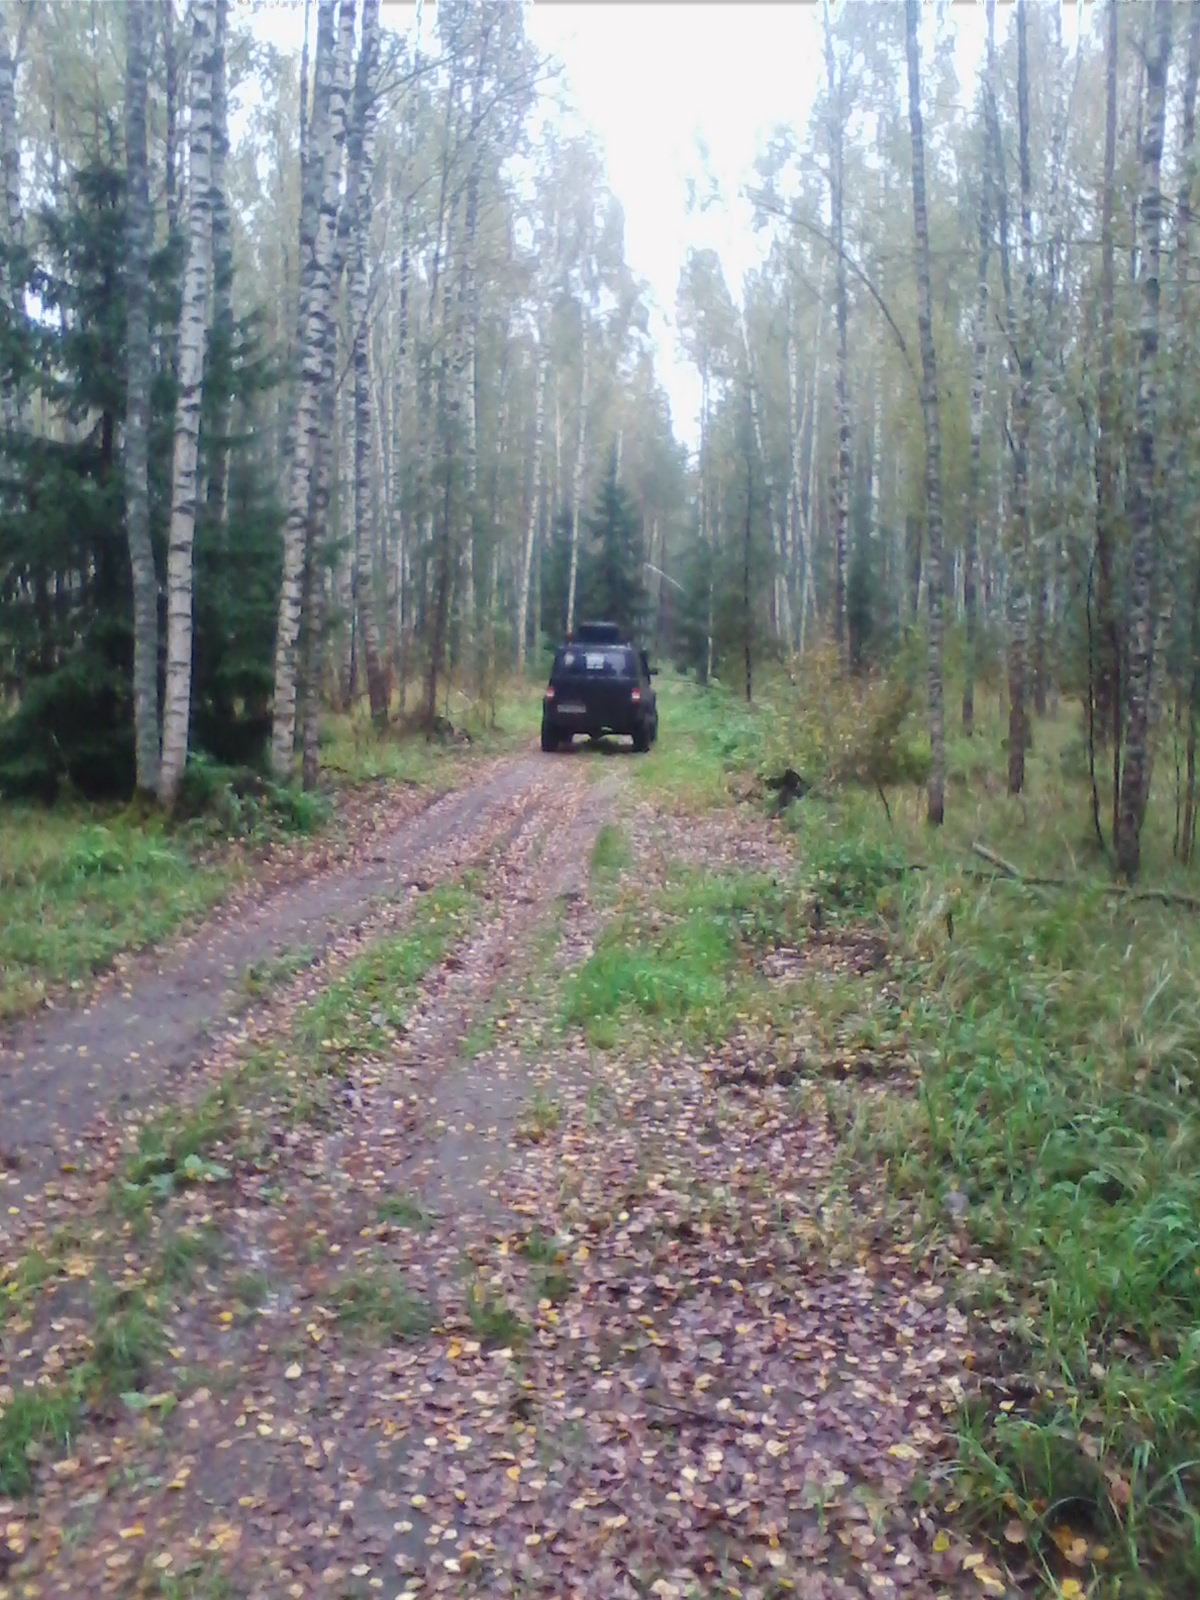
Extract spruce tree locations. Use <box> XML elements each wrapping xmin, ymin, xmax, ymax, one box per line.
<box><xmin>581</xmin><ymin>449</ymin><xmax>647</xmax><ymax>639</ymax></box>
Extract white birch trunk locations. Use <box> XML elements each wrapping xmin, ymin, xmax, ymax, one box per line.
<box><xmin>270</xmin><ymin>0</ymin><xmax>348</xmax><ymax>779</ymax></box>
<box><xmin>159</xmin><ymin>0</ymin><xmax>218</xmax><ymax>807</ymax></box>
<box><xmin>124</xmin><ymin>0</ymin><xmax>160</xmax><ymax>794</ymax></box>
<box><xmin>516</xmin><ymin>340</ymin><xmax>547</xmax><ymax>671</ymax></box>
<box><xmin>565</xmin><ymin>304</ymin><xmax>591</xmax><ymax>635</ymax></box>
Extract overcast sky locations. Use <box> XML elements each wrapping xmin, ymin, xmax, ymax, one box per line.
<box><xmin>524</xmin><ymin>2</ymin><xmax>831</xmax><ymax>452</ymax></box>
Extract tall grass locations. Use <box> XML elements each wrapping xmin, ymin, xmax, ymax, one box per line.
<box><xmin>0</xmin><ymin>811</ymin><xmax>234</xmax><ymax>1019</ymax></box>
<box><xmin>683</xmin><ymin>657</ymin><xmax>1200</xmax><ymax>1597</ymax></box>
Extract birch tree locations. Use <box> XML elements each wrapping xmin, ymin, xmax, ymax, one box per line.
<box><xmin>159</xmin><ymin>0</ymin><xmax>219</xmax><ymax>808</ymax></box>
<box><xmin>349</xmin><ymin>0</ymin><xmax>387</xmax><ymax>724</ymax></box>
<box><xmin>124</xmin><ymin>0</ymin><xmax>159</xmax><ymax>795</ymax></box>
<box><xmin>270</xmin><ymin>0</ymin><xmax>344</xmax><ymax>780</ymax></box>
<box><xmin>1117</xmin><ymin>0</ymin><xmax>1173</xmax><ymax>880</ymax></box>
<box><xmin>904</xmin><ymin>0</ymin><xmax>945</xmax><ymax>825</ymax></box>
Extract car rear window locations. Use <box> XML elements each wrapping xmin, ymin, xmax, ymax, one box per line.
<box><xmin>555</xmin><ymin>646</ymin><xmax>634</xmax><ymax>678</ymax></box>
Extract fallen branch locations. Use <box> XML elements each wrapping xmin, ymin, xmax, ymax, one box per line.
<box><xmin>968</xmin><ymin>840</ymin><xmax>1200</xmax><ymax>911</ymax></box>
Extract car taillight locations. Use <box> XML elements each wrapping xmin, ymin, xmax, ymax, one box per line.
<box><xmin>630</xmin><ymin>687</ymin><xmax>641</xmax><ymax>703</ymax></box>
<box><xmin>544</xmin><ymin>686</ymin><xmax>555</xmax><ymax>701</ymax></box>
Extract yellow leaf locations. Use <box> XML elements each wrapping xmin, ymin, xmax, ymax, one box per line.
<box><xmin>973</xmin><ymin>1568</ymin><xmax>1005</xmax><ymax>1594</ymax></box>
<box><xmin>932</xmin><ymin>1531</ymin><xmax>951</xmax><ymax>1553</ymax></box>
<box><xmin>218</xmin><ymin>1310</ymin><xmax>233</xmax><ymax>1325</ymax></box>
<box><xmin>284</xmin><ymin>1362</ymin><xmax>302</xmax><ymax>1380</ymax></box>
<box><xmin>1059</xmin><ymin>1583</ymin><xmax>1083</xmax><ymax>1600</ymax></box>
<box><xmin>888</xmin><ymin>1442</ymin><xmax>919</xmax><ymax>1461</ymax></box>
<box><xmin>506</xmin><ymin>1466</ymin><xmax>521</xmax><ymax>1481</ymax></box>
<box><xmin>118</xmin><ymin>1525</ymin><xmax>145</xmax><ymax>1540</ymax></box>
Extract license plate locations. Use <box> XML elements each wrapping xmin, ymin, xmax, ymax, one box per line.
<box><xmin>558</xmin><ymin>703</ymin><xmax>586</xmax><ymax>714</ymax></box>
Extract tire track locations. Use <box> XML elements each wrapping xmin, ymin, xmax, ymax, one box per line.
<box><xmin>0</xmin><ymin>755</ymin><xmax>552</xmax><ymax>1224</ymax></box>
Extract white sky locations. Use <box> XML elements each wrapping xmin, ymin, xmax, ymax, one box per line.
<box><xmin>245</xmin><ymin>1</ymin><xmax>1048</xmax><ymax>453</ymax></box>
<box><xmin>525</xmin><ymin>2</ymin><xmax>829</xmax><ymax>452</ymax></box>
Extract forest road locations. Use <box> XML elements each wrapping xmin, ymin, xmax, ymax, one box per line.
<box><xmin>0</xmin><ymin>747</ymin><xmax>618</xmax><ymax>1213</ymax></box>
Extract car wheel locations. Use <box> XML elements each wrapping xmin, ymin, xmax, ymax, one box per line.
<box><xmin>540</xmin><ymin>721</ymin><xmax>559</xmax><ymax>753</ymax></box>
<box><xmin>632</xmin><ymin>721</ymin><xmax>650</xmax><ymax>753</ymax></box>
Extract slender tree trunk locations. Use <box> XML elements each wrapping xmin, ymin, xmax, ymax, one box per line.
<box><xmin>963</xmin><ymin>70</ymin><xmax>992</xmax><ymax>736</ymax></box>
<box><xmin>743</xmin><ymin>402</ymin><xmax>754</xmax><ymax>704</ymax></box>
<box><xmin>206</xmin><ymin>0</ymin><xmax>232</xmax><ymax>538</ymax></box>
<box><xmin>349</xmin><ymin>0</ymin><xmax>387</xmax><ymax>724</ymax></box>
<box><xmin>0</xmin><ymin>8</ymin><xmax>23</xmax><ymax>439</ymax></box>
<box><xmin>271</xmin><ymin>0</ymin><xmax>348</xmax><ymax>779</ymax></box>
<box><xmin>783</xmin><ymin>290</ymin><xmax>801</xmax><ymax>650</ymax></box>
<box><xmin>820</xmin><ymin>7</ymin><xmax>851</xmax><ymax>662</ymax></box>
<box><xmin>905</xmin><ymin>0</ymin><xmax>946</xmax><ymax>826</ymax></box>
<box><xmin>124</xmin><ymin>0</ymin><xmax>160</xmax><ymax>796</ymax></box>
<box><xmin>1004</xmin><ymin>0</ymin><xmax>1035</xmax><ymax>797</ymax></box>
<box><xmin>159</xmin><ymin>0</ymin><xmax>219</xmax><ymax>808</ymax></box>
<box><xmin>1117</xmin><ymin>0</ymin><xmax>1173</xmax><ymax>880</ymax></box>
<box><xmin>424</xmin><ymin>359</ymin><xmax>455</xmax><ymax>726</ymax></box>
<box><xmin>565</xmin><ymin>302</ymin><xmax>591</xmax><ymax>635</ymax></box>
<box><xmin>1095</xmin><ymin>0</ymin><xmax>1122</xmax><ymax>837</ymax></box>
<box><xmin>516</xmin><ymin>340</ymin><xmax>546</xmax><ymax>671</ymax></box>
<box><xmin>823</xmin><ymin>3</ymin><xmax>850</xmax><ymax>665</ymax></box>
<box><xmin>1174</xmin><ymin>4</ymin><xmax>1200</xmax><ymax>859</ymax></box>
<box><xmin>162</xmin><ymin>0</ymin><xmax>180</xmax><ymax>240</ymax></box>
<box><xmin>299</xmin><ymin>0</ymin><xmax>357</xmax><ymax>786</ymax></box>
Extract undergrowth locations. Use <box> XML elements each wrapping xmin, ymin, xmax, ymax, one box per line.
<box><xmin>0</xmin><ymin>812</ymin><xmax>234</xmax><ymax>1020</ymax></box>
<box><xmin>565</xmin><ymin>867</ymin><xmax>808</xmax><ymax>1049</ymax></box>
<box><xmin>660</xmin><ymin>657</ymin><xmax>1200</xmax><ymax>1598</ymax></box>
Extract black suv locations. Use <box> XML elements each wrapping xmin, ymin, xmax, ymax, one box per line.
<box><xmin>541</xmin><ymin>621</ymin><xmax>658</xmax><ymax>753</ymax></box>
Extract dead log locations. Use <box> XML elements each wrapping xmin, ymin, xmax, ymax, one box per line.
<box><xmin>968</xmin><ymin>839</ymin><xmax>1200</xmax><ymax>910</ymax></box>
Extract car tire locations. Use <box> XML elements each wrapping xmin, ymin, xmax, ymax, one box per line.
<box><xmin>632</xmin><ymin>721</ymin><xmax>650</xmax><ymax>754</ymax></box>
<box><xmin>540</xmin><ymin>722</ymin><xmax>559</xmax><ymax>753</ymax></box>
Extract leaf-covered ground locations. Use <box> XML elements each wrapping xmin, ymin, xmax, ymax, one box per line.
<box><xmin>1</xmin><ymin>744</ymin><xmax>1016</xmax><ymax>1599</ymax></box>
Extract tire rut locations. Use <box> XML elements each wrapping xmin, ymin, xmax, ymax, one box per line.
<box><xmin>10</xmin><ymin>767</ymin><xmax>623</xmax><ymax>1595</ymax></box>
<box><xmin>0</xmin><ymin>754</ymin><xmax>551</xmax><ymax>1223</ymax></box>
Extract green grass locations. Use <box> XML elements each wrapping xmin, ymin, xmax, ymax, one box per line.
<box><xmin>117</xmin><ymin>1088</ymin><xmax>237</xmax><ymax>1216</ymax></box>
<box><xmin>319</xmin><ymin>679</ymin><xmax>537</xmax><ymax>787</ymax></box>
<box><xmin>0</xmin><ymin>1383</ymin><xmax>83</xmax><ymax>1496</ymax></box>
<box><xmin>90</xmin><ymin>1281</ymin><xmax>166</xmax><ymax>1397</ymax></box>
<box><xmin>240</xmin><ymin>944</ymin><xmax>316</xmax><ymax>999</ymax></box>
<box><xmin>515</xmin><ymin>1088</ymin><xmax>563</xmax><ymax>1143</ymax></box>
<box><xmin>157</xmin><ymin>1224</ymin><xmax>225</xmax><ymax>1287</ymax></box>
<box><xmin>610</xmin><ymin>661</ymin><xmax>1200</xmax><ymax>1594</ymax></box>
<box><xmin>589</xmin><ymin>821</ymin><xmax>631</xmax><ymax>885</ymax></box>
<box><xmin>763</xmin><ymin>677</ymin><xmax>1200</xmax><ymax>1597</ymax></box>
<box><xmin>463</xmin><ymin>1276</ymin><xmax>529</xmax><ymax>1348</ymax></box>
<box><xmin>295</xmin><ymin>881</ymin><xmax>480</xmax><ymax>1058</ymax></box>
<box><xmin>630</xmin><ymin>678</ymin><xmax>756</xmax><ymax>811</ymax></box>
<box><xmin>376</xmin><ymin>1193</ymin><xmax>434</xmax><ymax>1229</ymax></box>
<box><xmin>329</xmin><ymin>1268</ymin><xmax>434</xmax><ymax>1342</ymax></box>
<box><xmin>563</xmin><ymin>867</ymin><xmax>806</xmax><ymax>1049</ymax></box>
<box><xmin>0</xmin><ymin>809</ymin><xmax>234</xmax><ymax>1019</ymax></box>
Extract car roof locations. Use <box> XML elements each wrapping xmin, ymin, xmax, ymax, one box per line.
<box><xmin>570</xmin><ymin>621</ymin><xmax>624</xmax><ymax>644</ymax></box>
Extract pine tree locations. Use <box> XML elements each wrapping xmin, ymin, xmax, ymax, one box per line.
<box><xmin>581</xmin><ymin>450</ymin><xmax>647</xmax><ymax>640</ymax></box>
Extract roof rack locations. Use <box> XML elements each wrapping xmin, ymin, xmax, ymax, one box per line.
<box><xmin>569</xmin><ymin>620</ymin><xmax>624</xmax><ymax>644</ymax></box>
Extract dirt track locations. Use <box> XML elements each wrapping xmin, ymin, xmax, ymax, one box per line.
<box><xmin>0</xmin><ymin>751</ymin><xmax>613</xmax><ymax>1213</ymax></box>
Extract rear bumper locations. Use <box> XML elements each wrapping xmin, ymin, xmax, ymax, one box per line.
<box><xmin>550</xmin><ymin>712</ymin><xmax>639</xmax><ymax>736</ymax></box>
